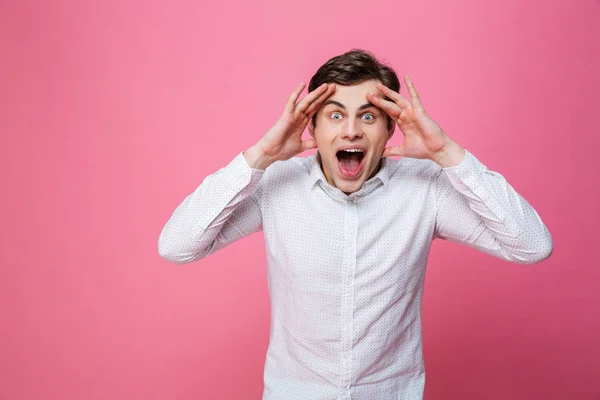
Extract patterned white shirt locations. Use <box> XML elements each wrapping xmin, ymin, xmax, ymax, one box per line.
<box><xmin>158</xmin><ymin>149</ymin><xmax>553</xmax><ymax>400</ymax></box>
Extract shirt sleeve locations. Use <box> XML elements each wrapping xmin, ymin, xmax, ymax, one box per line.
<box><xmin>433</xmin><ymin>149</ymin><xmax>553</xmax><ymax>264</ymax></box>
<box><xmin>158</xmin><ymin>151</ymin><xmax>265</xmax><ymax>264</ymax></box>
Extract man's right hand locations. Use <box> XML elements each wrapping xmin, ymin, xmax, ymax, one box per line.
<box><xmin>243</xmin><ymin>82</ymin><xmax>336</xmax><ymax>170</ymax></box>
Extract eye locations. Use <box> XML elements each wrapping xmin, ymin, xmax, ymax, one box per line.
<box><xmin>362</xmin><ymin>113</ymin><xmax>375</xmax><ymax>121</ymax></box>
<box><xmin>330</xmin><ymin>112</ymin><xmax>342</xmax><ymax>120</ymax></box>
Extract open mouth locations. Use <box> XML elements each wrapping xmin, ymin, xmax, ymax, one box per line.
<box><xmin>336</xmin><ymin>149</ymin><xmax>366</xmax><ymax>178</ymax></box>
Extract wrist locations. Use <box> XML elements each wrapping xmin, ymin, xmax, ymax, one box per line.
<box><xmin>243</xmin><ymin>144</ymin><xmax>277</xmax><ymax>170</ymax></box>
<box><xmin>431</xmin><ymin>139</ymin><xmax>466</xmax><ymax>168</ymax></box>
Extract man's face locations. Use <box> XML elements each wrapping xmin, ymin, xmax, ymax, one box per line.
<box><xmin>308</xmin><ymin>79</ymin><xmax>394</xmax><ymax>195</ymax></box>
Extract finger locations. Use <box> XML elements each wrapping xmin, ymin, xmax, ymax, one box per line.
<box><xmin>366</xmin><ymin>93</ymin><xmax>403</xmax><ymax>120</ymax></box>
<box><xmin>296</xmin><ymin>83</ymin><xmax>329</xmax><ymax>114</ymax></box>
<box><xmin>374</xmin><ymin>83</ymin><xmax>412</xmax><ymax>110</ymax></box>
<box><xmin>382</xmin><ymin>145</ymin><xmax>406</xmax><ymax>158</ymax></box>
<box><xmin>285</xmin><ymin>82</ymin><xmax>306</xmax><ymax>114</ymax></box>
<box><xmin>304</xmin><ymin>83</ymin><xmax>336</xmax><ymax>115</ymax></box>
<box><xmin>301</xmin><ymin>138</ymin><xmax>317</xmax><ymax>152</ymax></box>
<box><xmin>404</xmin><ymin>75</ymin><xmax>423</xmax><ymax>109</ymax></box>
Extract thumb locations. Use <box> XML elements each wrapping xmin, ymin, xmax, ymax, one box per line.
<box><xmin>382</xmin><ymin>145</ymin><xmax>405</xmax><ymax>157</ymax></box>
<box><xmin>301</xmin><ymin>138</ymin><xmax>317</xmax><ymax>152</ymax></box>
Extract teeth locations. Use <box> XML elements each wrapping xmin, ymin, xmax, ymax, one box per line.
<box><xmin>342</xmin><ymin>149</ymin><xmax>363</xmax><ymax>152</ymax></box>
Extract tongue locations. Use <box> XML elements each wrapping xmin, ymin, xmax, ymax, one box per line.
<box><xmin>339</xmin><ymin>152</ymin><xmax>362</xmax><ymax>172</ymax></box>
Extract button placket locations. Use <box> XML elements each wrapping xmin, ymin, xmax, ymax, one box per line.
<box><xmin>340</xmin><ymin>199</ymin><xmax>358</xmax><ymax>390</ymax></box>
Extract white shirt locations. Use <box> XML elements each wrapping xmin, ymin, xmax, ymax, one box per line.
<box><xmin>158</xmin><ymin>149</ymin><xmax>553</xmax><ymax>400</ymax></box>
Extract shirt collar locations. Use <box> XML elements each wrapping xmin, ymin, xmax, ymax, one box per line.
<box><xmin>308</xmin><ymin>150</ymin><xmax>390</xmax><ymax>196</ymax></box>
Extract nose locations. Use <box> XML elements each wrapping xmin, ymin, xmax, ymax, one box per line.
<box><xmin>341</xmin><ymin>118</ymin><xmax>363</xmax><ymax>140</ymax></box>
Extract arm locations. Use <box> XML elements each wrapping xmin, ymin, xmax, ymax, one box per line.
<box><xmin>157</xmin><ymin>151</ymin><xmax>265</xmax><ymax>264</ymax></box>
<box><xmin>433</xmin><ymin>148</ymin><xmax>553</xmax><ymax>264</ymax></box>
<box><xmin>367</xmin><ymin>76</ymin><xmax>553</xmax><ymax>264</ymax></box>
<box><xmin>158</xmin><ymin>80</ymin><xmax>337</xmax><ymax>264</ymax></box>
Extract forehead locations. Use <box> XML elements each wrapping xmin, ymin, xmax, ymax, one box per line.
<box><xmin>323</xmin><ymin>79</ymin><xmax>381</xmax><ymax>108</ymax></box>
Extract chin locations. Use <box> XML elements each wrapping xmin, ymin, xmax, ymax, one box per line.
<box><xmin>336</xmin><ymin>179</ymin><xmax>364</xmax><ymax>194</ymax></box>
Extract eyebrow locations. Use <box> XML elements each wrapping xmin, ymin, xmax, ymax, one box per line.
<box><xmin>322</xmin><ymin>100</ymin><xmax>378</xmax><ymax>112</ymax></box>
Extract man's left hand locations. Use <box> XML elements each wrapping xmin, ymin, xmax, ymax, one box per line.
<box><xmin>366</xmin><ymin>75</ymin><xmax>466</xmax><ymax>168</ymax></box>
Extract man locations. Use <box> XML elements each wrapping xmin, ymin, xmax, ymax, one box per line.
<box><xmin>158</xmin><ymin>49</ymin><xmax>553</xmax><ymax>400</ymax></box>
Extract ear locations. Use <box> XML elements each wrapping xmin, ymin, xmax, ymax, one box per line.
<box><xmin>387</xmin><ymin>124</ymin><xmax>395</xmax><ymax>140</ymax></box>
<box><xmin>308</xmin><ymin>119</ymin><xmax>315</xmax><ymax>138</ymax></box>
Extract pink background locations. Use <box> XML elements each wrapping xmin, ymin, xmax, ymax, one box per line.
<box><xmin>1</xmin><ymin>0</ymin><xmax>599</xmax><ymax>398</ymax></box>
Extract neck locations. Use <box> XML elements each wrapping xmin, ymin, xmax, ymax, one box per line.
<box><xmin>368</xmin><ymin>157</ymin><xmax>384</xmax><ymax>180</ymax></box>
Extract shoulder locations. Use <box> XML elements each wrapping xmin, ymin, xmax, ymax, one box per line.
<box><xmin>254</xmin><ymin>155</ymin><xmax>314</xmax><ymax>195</ymax></box>
<box><xmin>386</xmin><ymin>156</ymin><xmax>442</xmax><ymax>183</ymax></box>
<box><xmin>263</xmin><ymin>155</ymin><xmax>312</xmax><ymax>179</ymax></box>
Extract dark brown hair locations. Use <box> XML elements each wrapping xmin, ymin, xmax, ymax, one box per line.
<box><xmin>308</xmin><ymin>48</ymin><xmax>400</xmax><ymax>132</ymax></box>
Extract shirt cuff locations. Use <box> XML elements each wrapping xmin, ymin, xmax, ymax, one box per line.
<box><xmin>441</xmin><ymin>149</ymin><xmax>487</xmax><ymax>194</ymax></box>
<box><xmin>222</xmin><ymin>151</ymin><xmax>266</xmax><ymax>191</ymax></box>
